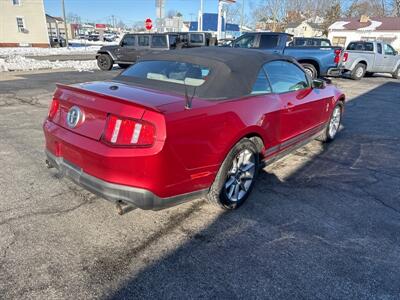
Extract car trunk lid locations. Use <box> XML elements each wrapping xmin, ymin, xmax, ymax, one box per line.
<box><xmin>52</xmin><ymin>82</ymin><xmax>178</xmax><ymax>140</ymax></box>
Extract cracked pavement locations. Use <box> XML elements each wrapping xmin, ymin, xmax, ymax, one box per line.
<box><xmin>0</xmin><ymin>70</ymin><xmax>399</xmax><ymax>299</ymax></box>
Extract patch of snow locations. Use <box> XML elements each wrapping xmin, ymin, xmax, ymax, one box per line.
<box><xmin>0</xmin><ymin>46</ymin><xmax>101</xmax><ymax>57</ymax></box>
<box><xmin>357</xmin><ymin>20</ymin><xmax>382</xmax><ymax>31</ymax></box>
<box><xmin>329</xmin><ymin>21</ymin><xmax>350</xmax><ymax>30</ymax></box>
<box><xmin>0</xmin><ymin>55</ymin><xmax>98</xmax><ymax>72</ymax></box>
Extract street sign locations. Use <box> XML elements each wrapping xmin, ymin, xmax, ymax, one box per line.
<box><xmin>145</xmin><ymin>18</ymin><xmax>153</xmax><ymax>31</ymax></box>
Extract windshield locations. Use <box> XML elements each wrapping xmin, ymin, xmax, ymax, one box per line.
<box><xmin>120</xmin><ymin>60</ymin><xmax>210</xmax><ymax>87</ymax></box>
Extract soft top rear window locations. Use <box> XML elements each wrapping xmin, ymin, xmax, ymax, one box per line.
<box><xmin>120</xmin><ymin>60</ymin><xmax>210</xmax><ymax>87</ymax></box>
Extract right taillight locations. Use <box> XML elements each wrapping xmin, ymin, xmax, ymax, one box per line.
<box><xmin>102</xmin><ymin>114</ymin><xmax>155</xmax><ymax>147</ymax></box>
<box><xmin>48</xmin><ymin>99</ymin><xmax>59</xmax><ymax>120</ymax></box>
<box><xmin>342</xmin><ymin>52</ymin><xmax>349</xmax><ymax>62</ymax></box>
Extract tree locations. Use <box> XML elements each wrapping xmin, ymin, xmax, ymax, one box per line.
<box><xmin>322</xmin><ymin>2</ymin><xmax>341</xmax><ymax>35</ymax></box>
<box><xmin>67</xmin><ymin>13</ymin><xmax>81</xmax><ymax>24</ymax></box>
<box><xmin>251</xmin><ymin>0</ymin><xmax>287</xmax><ymax>31</ymax></box>
<box><xmin>345</xmin><ymin>0</ymin><xmax>387</xmax><ymax>17</ymax></box>
<box><xmin>176</xmin><ymin>12</ymin><xmax>183</xmax><ymax>18</ymax></box>
<box><xmin>391</xmin><ymin>0</ymin><xmax>400</xmax><ymax>15</ymax></box>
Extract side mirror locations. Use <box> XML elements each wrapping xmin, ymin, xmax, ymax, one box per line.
<box><xmin>394</xmin><ymin>50</ymin><xmax>398</xmax><ymax>56</ymax></box>
<box><xmin>312</xmin><ymin>79</ymin><xmax>326</xmax><ymax>89</ymax></box>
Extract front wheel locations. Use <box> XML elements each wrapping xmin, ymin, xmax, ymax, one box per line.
<box><xmin>207</xmin><ymin>139</ymin><xmax>259</xmax><ymax>210</ymax></box>
<box><xmin>97</xmin><ymin>54</ymin><xmax>113</xmax><ymax>71</ymax></box>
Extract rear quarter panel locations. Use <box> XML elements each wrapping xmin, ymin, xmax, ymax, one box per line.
<box><xmin>283</xmin><ymin>47</ymin><xmax>339</xmax><ymax>75</ymax></box>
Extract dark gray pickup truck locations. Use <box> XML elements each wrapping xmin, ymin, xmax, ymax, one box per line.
<box><xmin>231</xmin><ymin>32</ymin><xmax>343</xmax><ymax>78</ymax></box>
<box><xmin>96</xmin><ymin>32</ymin><xmax>212</xmax><ymax>71</ymax></box>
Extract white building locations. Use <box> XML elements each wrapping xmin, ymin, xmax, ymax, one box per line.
<box><xmin>0</xmin><ymin>0</ymin><xmax>49</xmax><ymax>47</ymax></box>
<box><xmin>328</xmin><ymin>16</ymin><xmax>400</xmax><ymax>50</ymax></box>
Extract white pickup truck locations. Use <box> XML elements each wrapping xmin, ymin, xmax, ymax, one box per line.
<box><xmin>340</xmin><ymin>41</ymin><xmax>400</xmax><ymax>80</ymax></box>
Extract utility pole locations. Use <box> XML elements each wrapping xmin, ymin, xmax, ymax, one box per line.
<box><xmin>199</xmin><ymin>0</ymin><xmax>203</xmax><ymax>31</ymax></box>
<box><xmin>61</xmin><ymin>0</ymin><xmax>69</xmax><ymax>49</ymax></box>
<box><xmin>240</xmin><ymin>0</ymin><xmax>245</xmax><ymax>33</ymax></box>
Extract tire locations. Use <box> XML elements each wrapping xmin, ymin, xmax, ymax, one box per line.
<box><xmin>351</xmin><ymin>63</ymin><xmax>366</xmax><ymax>80</ymax></box>
<box><xmin>318</xmin><ymin>103</ymin><xmax>343</xmax><ymax>143</ymax></box>
<box><xmin>118</xmin><ymin>63</ymin><xmax>130</xmax><ymax>69</ymax></box>
<box><xmin>302</xmin><ymin>63</ymin><xmax>318</xmax><ymax>79</ymax></box>
<box><xmin>207</xmin><ymin>139</ymin><xmax>259</xmax><ymax>210</ymax></box>
<box><xmin>392</xmin><ymin>66</ymin><xmax>400</xmax><ymax>79</ymax></box>
<box><xmin>97</xmin><ymin>54</ymin><xmax>113</xmax><ymax>71</ymax></box>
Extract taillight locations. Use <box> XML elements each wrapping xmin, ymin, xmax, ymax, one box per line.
<box><xmin>48</xmin><ymin>99</ymin><xmax>59</xmax><ymax>120</ymax></box>
<box><xmin>343</xmin><ymin>52</ymin><xmax>349</xmax><ymax>62</ymax></box>
<box><xmin>102</xmin><ymin>114</ymin><xmax>155</xmax><ymax>147</ymax></box>
<box><xmin>334</xmin><ymin>49</ymin><xmax>342</xmax><ymax>64</ymax></box>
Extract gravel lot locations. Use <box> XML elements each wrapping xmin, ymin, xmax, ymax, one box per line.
<box><xmin>0</xmin><ymin>69</ymin><xmax>399</xmax><ymax>299</ymax></box>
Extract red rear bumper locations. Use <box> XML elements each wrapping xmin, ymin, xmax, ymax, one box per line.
<box><xmin>43</xmin><ymin>120</ymin><xmax>210</xmax><ymax>208</ymax></box>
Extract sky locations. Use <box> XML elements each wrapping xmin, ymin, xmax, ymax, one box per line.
<box><xmin>43</xmin><ymin>0</ymin><xmax>244</xmax><ymax>26</ymax></box>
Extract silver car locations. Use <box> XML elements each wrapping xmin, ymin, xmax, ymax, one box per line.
<box><xmin>340</xmin><ymin>41</ymin><xmax>400</xmax><ymax>80</ymax></box>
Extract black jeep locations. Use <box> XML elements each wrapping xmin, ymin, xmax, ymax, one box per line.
<box><xmin>96</xmin><ymin>32</ymin><xmax>213</xmax><ymax>71</ymax></box>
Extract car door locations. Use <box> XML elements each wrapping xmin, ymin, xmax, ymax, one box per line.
<box><xmin>136</xmin><ymin>35</ymin><xmax>151</xmax><ymax>60</ymax></box>
<box><xmin>115</xmin><ymin>35</ymin><xmax>137</xmax><ymax>62</ymax></box>
<box><xmin>150</xmin><ymin>35</ymin><xmax>169</xmax><ymax>51</ymax></box>
<box><xmin>263</xmin><ymin>60</ymin><xmax>327</xmax><ymax>145</ymax></box>
<box><xmin>373</xmin><ymin>43</ymin><xmax>386</xmax><ymax>72</ymax></box>
<box><xmin>382</xmin><ymin>44</ymin><xmax>397</xmax><ymax>72</ymax></box>
<box><xmin>258</xmin><ymin>34</ymin><xmax>281</xmax><ymax>54</ymax></box>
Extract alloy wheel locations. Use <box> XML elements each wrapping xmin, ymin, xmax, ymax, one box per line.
<box><xmin>329</xmin><ymin>106</ymin><xmax>341</xmax><ymax>138</ymax></box>
<box><xmin>355</xmin><ymin>66</ymin><xmax>364</xmax><ymax>78</ymax></box>
<box><xmin>224</xmin><ymin>149</ymin><xmax>256</xmax><ymax>202</ymax></box>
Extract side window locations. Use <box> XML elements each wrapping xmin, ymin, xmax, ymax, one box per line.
<box><xmin>263</xmin><ymin>61</ymin><xmax>309</xmax><ymax>94</ymax></box>
<box><xmin>121</xmin><ymin>35</ymin><xmax>135</xmax><ymax>47</ymax></box>
<box><xmin>259</xmin><ymin>35</ymin><xmax>279</xmax><ymax>49</ymax></box>
<box><xmin>251</xmin><ymin>69</ymin><xmax>272</xmax><ymax>95</ymax></box>
<box><xmin>151</xmin><ymin>35</ymin><xmax>167</xmax><ymax>48</ymax></box>
<box><xmin>321</xmin><ymin>40</ymin><xmax>330</xmax><ymax>46</ymax></box>
<box><xmin>138</xmin><ymin>35</ymin><xmax>149</xmax><ymax>47</ymax></box>
<box><xmin>365</xmin><ymin>43</ymin><xmax>374</xmax><ymax>51</ymax></box>
<box><xmin>384</xmin><ymin>44</ymin><xmax>395</xmax><ymax>55</ymax></box>
<box><xmin>190</xmin><ymin>33</ymin><xmax>204</xmax><ymax>44</ymax></box>
<box><xmin>233</xmin><ymin>34</ymin><xmax>256</xmax><ymax>48</ymax></box>
<box><xmin>377</xmin><ymin>43</ymin><xmax>382</xmax><ymax>54</ymax></box>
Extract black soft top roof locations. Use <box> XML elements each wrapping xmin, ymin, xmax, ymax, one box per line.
<box><xmin>113</xmin><ymin>47</ymin><xmax>298</xmax><ymax>99</ymax></box>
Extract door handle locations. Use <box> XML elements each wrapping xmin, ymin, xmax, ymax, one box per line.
<box><xmin>285</xmin><ymin>102</ymin><xmax>294</xmax><ymax>111</ymax></box>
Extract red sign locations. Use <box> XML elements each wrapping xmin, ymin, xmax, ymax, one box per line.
<box><xmin>95</xmin><ymin>24</ymin><xmax>106</xmax><ymax>29</ymax></box>
<box><xmin>145</xmin><ymin>18</ymin><xmax>152</xmax><ymax>31</ymax></box>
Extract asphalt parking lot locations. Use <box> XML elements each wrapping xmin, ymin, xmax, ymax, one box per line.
<box><xmin>0</xmin><ymin>69</ymin><xmax>399</xmax><ymax>299</ymax></box>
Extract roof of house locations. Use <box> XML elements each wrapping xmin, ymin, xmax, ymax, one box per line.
<box><xmin>329</xmin><ymin>17</ymin><xmax>400</xmax><ymax>31</ymax></box>
<box><xmin>46</xmin><ymin>14</ymin><xmax>64</xmax><ymax>22</ymax></box>
<box><xmin>286</xmin><ymin>21</ymin><xmax>323</xmax><ymax>30</ymax></box>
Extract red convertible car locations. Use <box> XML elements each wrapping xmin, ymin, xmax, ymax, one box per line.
<box><xmin>43</xmin><ymin>48</ymin><xmax>345</xmax><ymax>211</ymax></box>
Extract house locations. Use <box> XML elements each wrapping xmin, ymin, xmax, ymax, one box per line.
<box><xmin>255</xmin><ymin>18</ymin><xmax>284</xmax><ymax>32</ymax></box>
<box><xmin>0</xmin><ymin>0</ymin><xmax>49</xmax><ymax>47</ymax></box>
<box><xmin>328</xmin><ymin>16</ymin><xmax>400</xmax><ymax>50</ymax></box>
<box><xmin>46</xmin><ymin>14</ymin><xmax>73</xmax><ymax>41</ymax></box>
<box><xmin>285</xmin><ymin>21</ymin><xmax>324</xmax><ymax>37</ymax></box>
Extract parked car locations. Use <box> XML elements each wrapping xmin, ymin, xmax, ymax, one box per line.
<box><xmin>43</xmin><ymin>48</ymin><xmax>345</xmax><ymax>211</ymax></box>
<box><xmin>289</xmin><ymin>37</ymin><xmax>331</xmax><ymax>47</ymax></box>
<box><xmin>96</xmin><ymin>32</ymin><xmax>213</xmax><ymax>71</ymax></box>
<box><xmin>231</xmin><ymin>32</ymin><xmax>343</xmax><ymax>78</ymax></box>
<box><xmin>340</xmin><ymin>41</ymin><xmax>400</xmax><ymax>80</ymax></box>
<box><xmin>49</xmin><ymin>36</ymin><xmax>67</xmax><ymax>48</ymax></box>
<box><xmin>88</xmin><ymin>34</ymin><xmax>100</xmax><ymax>41</ymax></box>
<box><xmin>103</xmin><ymin>33</ymin><xmax>117</xmax><ymax>42</ymax></box>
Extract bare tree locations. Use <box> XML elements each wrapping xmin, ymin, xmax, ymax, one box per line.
<box><xmin>346</xmin><ymin>0</ymin><xmax>388</xmax><ymax>17</ymax></box>
<box><xmin>322</xmin><ymin>2</ymin><xmax>341</xmax><ymax>35</ymax></box>
<box><xmin>251</xmin><ymin>0</ymin><xmax>287</xmax><ymax>31</ymax></box>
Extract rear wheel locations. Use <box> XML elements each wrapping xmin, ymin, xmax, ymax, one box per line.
<box><xmin>351</xmin><ymin>63</ymin><xmax>366</xmax><ymax>80</ymax></box>
<box><xmin>302</xmin><ymin>63</ymin><xmax>318</xmax><ymax>79</ymax></box>
<box><xmin>97</xmin><ymin>54</ymin><xmax>113</xmax><ymax>71</ymax></box>
<box><xmin>392</xmin><ymin>66</ymin><xmax>400</xmax><ymax>79</ymax></box>
<box><xmin>318</xmin><ymin>104</ymin><xmax>343</xmax><ymax>143</ymax></box>
<box><xmin>207</xmin><ymin>139</ymin><xmax>259</xmax><ymax>210</ymax></box>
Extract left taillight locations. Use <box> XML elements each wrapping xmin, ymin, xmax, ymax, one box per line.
<box><xmin>101</xmin><ymin>114</ymin><xmax>156</xmax><ymax>147</ymax></box>
<box><xmin>48</xmin><ymin>99</ymin><xmax>59</xmax><ymax>120</ymax></box>
<box><xmin>334</xmin><ymin>49</ymin><xmax>342</xmax><ymax>64</ymax></box>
